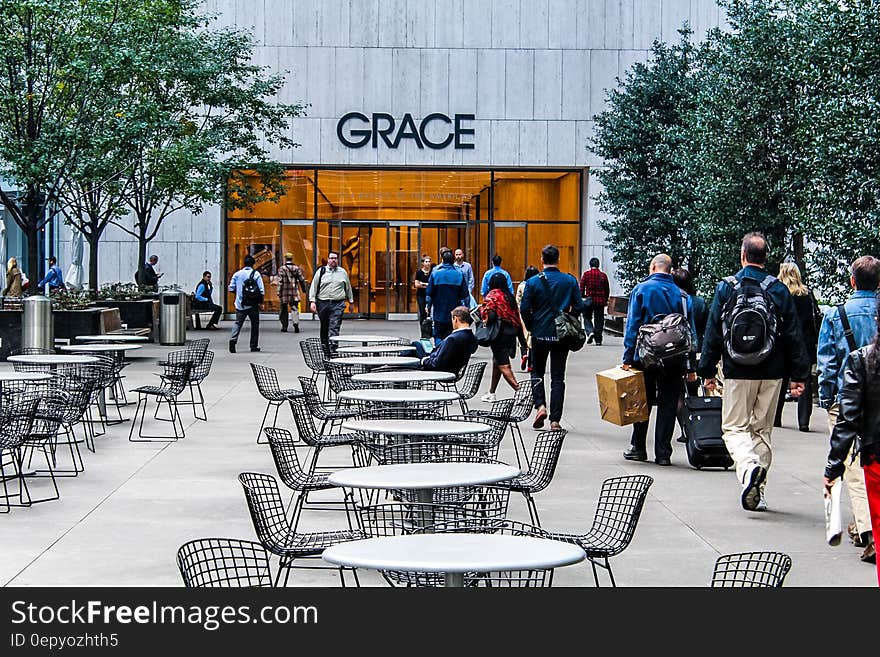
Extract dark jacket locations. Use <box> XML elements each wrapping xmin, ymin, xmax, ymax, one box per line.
<box><xmin>622</xmin><ymin>272</ymin><xmax>698</xmax><ymax>366</ymax></box>
<box><xmin>420</xmin><ymin>328</ymin><xmax>477</xmax><ymax>373</ymax></box>
<box><xmin>825</xmin><ymin>345</ymin><xmax>880</xmax><ymax>480</ymax></box>
<box><xmin>519</xmin><ymin>267</ymin><xmax>585</xmax><ymax>340</ymax></box>
<box><xmin>791</xmin><ymin>292</ymin><xmax>819</xmax><ymax>364</ymax></box>
<box><xmin>137</xmin><ymin>263</ymin><xmax>159</xmax><ymax>287</ymax></box>
<box><xmin>425</xmin><ymin>263</ymin><xmax>468</xmax><ymax>324</ymax></box>
<box><xmin>697</xmin><ymin>265</ymin><xmax>810</xmax><ymax>382</ymax></box>
<box><xmin>692</xmin><ymin>295</ymin><xmax>708</xmax><ymax>353</ymax></box>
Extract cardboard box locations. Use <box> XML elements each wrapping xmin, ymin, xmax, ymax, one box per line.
<box><xmin>596</xmin><ymin>367</ymin><xmax>650</xmax><ymax>426</ymax></box>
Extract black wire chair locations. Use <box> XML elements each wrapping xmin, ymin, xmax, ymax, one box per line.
<box><xmin>9</xmin><ymin>347</ymin><xmax>54</xmax><ymax>373</ymax></box>
<box><xmin>300</xmin><ymin>338</ymin><xmax>331</xmax><ymax>398</ymax></box>
<box><xmin>165</xmin><ymin>350</ymin><xmax>214</xmax><ymax>422</ymax></box>
<box><xmin>250</xmin><ymin>363</ymin><xmax>303</xmax><ymax>443</ymax></box>
<box><xmin>0</xmin><ymin>398</ymin><xmax>40</xmax><ymax>512</ymax></box>
<box><xmin>467</xmin><ymin>378</ymin><xmax>537</xmax><ymax>468</ymax></box>
<box><xmin>128</xmin><ymin>362</ymin><xmax>192</xmax><ymax>441</ymax></box>
<box><xmin>452</xmin><ymin>361</ymin><xmax>487</xmax><ymax>413</ymax></box>
<box><xmin>297</xmin><ymin>376</ymin><xmax>359</xmax><ymax>434</ymax></box>
<box><xmin>264</xmin><ymin>427</ymin><xmax>353</xmax><ymax>531</ymax></box>
<box><xmin>18</xmin><ymin>390</ymin><xmax>67</xmax><ymax>504</ymax></box>
<box><xmin>497</xmin><ymin>428</ymin><xmax>567</xmax><ymax>526</ymax></box>
<box><xmin>238</xmin><ymin>472</ymin><xmax>363</xmax><ymax>587</ymax></box>
<box><xmin>177</xmin><ymin>538</ymin><xmax>273</xmax><ymax>588</ymax></box>
<box><xmin>325</xmin><ymin>361</ymin><xmax>371</xmax><ymax>399</ymax></box>
<box><xmin>709</xmin><ymin>551</ymin><xmax>792</xmax><ymax>588</ymax></box>
<box><xmin>544</xmin><ymin>474</ymin><xmax>654</xmax><ymax>587</ymax></box>
<box><xmin>442</xmin><ymin>413</ymin><xmax>509</xmax><ymax>459</ymax></box>
<box><xmin>288</xmin><ymin>397</ymin><xmax>359</xmax><ymax>474</ymax></box>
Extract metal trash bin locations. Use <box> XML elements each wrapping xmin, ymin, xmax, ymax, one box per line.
<box><xmin>159</xmin><ymin>290</ymin><xmax>187</xmax><ymax>346</ymax></box>
<box><xmin>22</xmin><ymin>295</ymin><xmax>54</xmax><ymax>352</ymax></box>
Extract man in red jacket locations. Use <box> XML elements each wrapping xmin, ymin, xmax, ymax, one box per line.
<box><xmin>579</xmin><ymin>257</ymin><xmax>610</xmax><ymax>345</ymax></box>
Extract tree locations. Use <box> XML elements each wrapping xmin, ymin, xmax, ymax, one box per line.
<box><xmin>0</xmin><ymin>0</ymin><xmax>123</xmax><ymax>284</ymax></box>
<box><xmin>592</xmin><ymin>28</ymin><xmax>707</xmax><ymax>291</ymax></box>
<box><xmin>105</xmin><ymin>0</ymin><xmax>302</xmax><ymax>286</ymax></box>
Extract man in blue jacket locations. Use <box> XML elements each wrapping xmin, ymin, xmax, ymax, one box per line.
<box><xmin>817</xmin><ymin>255</ymin><xmax>879</xmax><ymax>561</ymax></box>
<box><xmin>38</xmin><ymin>256</ymin><xmax>65</xmax><ymax>294</ymax></box>
<box><xmin>520</xmin><ymin>244</ymin><xmax>585</xmax><ymax>430</ymax></box>
<box><xmin>426</xmin><ymin>249</ymin><xmax>469</xmax><ymax>343</ymax></box>
<box><xmin>480</xmin><ymin>254</ymin><xmax>514</xmax><ymax>298</ymax></box>
<box><xmin>621</xmin><ymin>254</ymin><xmax>697</xmax><ymax>466</ymax></box>
<box><xmin>698</xmin><ymin>232</ymin><xmax>810</xmax><ymax>512</ymax></box>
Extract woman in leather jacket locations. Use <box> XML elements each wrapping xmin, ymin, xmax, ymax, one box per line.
<box><xmin>824</xmin><ymin>301</ymin><xmax>880</xmax><ymax>584</ymax></box>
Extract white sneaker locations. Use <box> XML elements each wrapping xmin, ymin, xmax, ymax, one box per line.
<box><xmin>480</xmin><ymin>392</ymin><xmax>497</xmax><ymax>403</ymax></box>
<box><xmin>741</xmin><ymin>464</ymin><xmax>767</xmax><ymax>511</ymax></box>
<box><xmin>755</xmin><ymin>495</ymin><xmax>768</xmax><ymax>512</ymax></box>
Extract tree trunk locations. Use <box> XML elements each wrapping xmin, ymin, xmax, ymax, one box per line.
<box><xmin>26</xmin><ymin>224</ymin><xmax>40</xmax><ymax>295</ymax></box>
<box><xmin>137</xmin><ymin>231</ymin><xmax>147</xmax><ymax>287</ymax></box>
<box><xmin>87</xmin><ymin>235</ymin><xmax>100</xmax><ymax>292</ymax></box>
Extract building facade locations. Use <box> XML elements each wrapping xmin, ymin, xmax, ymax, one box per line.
<box><xmin>22</xmin><ymin>0</ymin><xmax>725</xmax><ymax>315</ymax></box>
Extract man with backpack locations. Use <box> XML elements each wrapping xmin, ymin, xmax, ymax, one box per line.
<box><xmin>817</xmin><ymin>255</ymin><xmax>880</xmax><ymax>562</ymax></box>
<box><xmin>308</xmin><ymin>251</ymin><xmax>354</xmax><ymax>348</ymax></box>
<box><xmin>621</xmin><ymin>254</ymin><xmax>698</xmax><ymax>466</ymax></box>
<box><xmin>227</xmin><ymin>254</ymin><xmax>265</xmax><ymax>353</ymax></box>
<box><xmin>698</xmin><ymin>232</ymin><xmax>810</xmax><ymax>512</ymax></box>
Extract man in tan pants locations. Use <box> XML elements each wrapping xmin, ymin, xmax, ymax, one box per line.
<box><xmin>699</xmin><ymin>233</ymin><xmax>809</xmax><ymax>512</ymax></box>
<box><xmin>816</xmin><ymin>255</ymin><xmax>880</xmax><ymax>562</ymax></box>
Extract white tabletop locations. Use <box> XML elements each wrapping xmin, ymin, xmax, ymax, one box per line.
<box><xmin>323</xmin><ymin>534</ymin><xmax>585</xmax><ymax>574</ymax></box>
<box><xmin>342</xmin><ymin>419</ymin><xmax>490</xmax><ymax>436</ymax></box>
<box><xmin>330</xmin><ymin>356</ymin><xmax>420</xmax><ymax>368</ymax></box>
<box><xmin>352</xmin><ymin>370</ymin><xmax>455</xmax><ymax>384</ymax></box>
<box><xmin>337</xmin><ymin>388</ymin><xmax>459</xmax><ymax>404</ymax></box>
<box><xmin>336</xmin><ymin>344</ymin><xmax>416</xmax><ymax>355</ymax></box>
<box><xmin>7</xmin><ymin>354</ymin><xmax>99</xmax><ymax>365</ymax></box>
<box><xmin>75</xmin><ymin>335</ymin><xmax>149</xmax><ymax>343</ymax></box>
<box><xmin>328</xmin><ymin>462</ymin><xmax>519</xmax><ymax>490</ymax></box>
<box><xmin>0</xmin><ymin>371</ymin><xmax>53</xmax><ymax>382</ymax></box>
<box><xmin>59</xmin><ymin>344</ymin><xmax>142</xmax><ymax>353</ymax></box>
<box><xmin>328</xmin><ymin>335</ymin><xmax>399</xmax><ymax>344</ymax></box>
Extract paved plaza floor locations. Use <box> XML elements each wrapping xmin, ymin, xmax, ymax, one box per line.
<box><xmin>1</xmin><ymin>320</ymin><xmax>873</xmax><ymax>587</ymax></box>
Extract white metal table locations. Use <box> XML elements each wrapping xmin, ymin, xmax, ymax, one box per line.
<box><xmin>322</xmin><ymin>533</ymin><xmax>585</xmax><ymax>587</ymax></box>
<box><xmin>74</xmin><ymin>335</ymin><xmax>149</xmax><ymax>343</ymax></box>
<box><xmin>59</xmin><ymin>343</ymin><xmax>143</xmax><ymax>354</ymax></box>
<box><xmin>336</xmin><ymin>344</ymin><xmax>416</xmax><ymax>355</ymax></box>
<box><xmin>342</xmin><ymin>419</ymin><xmax>490</xmax><ymax>438</ymax></box>
<box><xmin>336</xmin><ymin>388</ymin><xmax>459</xmax><ymax>405</ymax></box>
<box><xmin>351</xmin><ymin>370</ymin><xmax>455</xmax><ymax>385</ymax></box>
<box><xmin>7</xmin><ymin>354</ymin><xmax>99</xmax><ymax>367</ymax></box>
<box><xmin>328</xmin><ymin>335</ymin><xmax>399</xmax><ymax>345</ymax></box>
<box><xmin>330</xmin><ymin>356</ymin><xmax>420</xmax><ymax>368</ymax></box>
<box><xmin>328</xmin><ymin>462</ymin><xmax>519</xmax><ymax>505</ymax></box>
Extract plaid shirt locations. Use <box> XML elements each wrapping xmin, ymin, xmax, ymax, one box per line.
<box><xmin>579</xmin><ymin>267</ymin><xmax>609</xmax><ymax>306</ymax></box>
<box><xmin>277</xmin><ymin>263</ymin><xmax>308</xmax><ymax>304</ymax></box>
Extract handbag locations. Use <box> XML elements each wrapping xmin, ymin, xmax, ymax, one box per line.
<box><xmin>473</xmin><ymin>312</ymin><xmax>501</xmax><ymax>347</ymax></box>
<box><xmin>539</xmin><ymin>274</ymin><xmax>586</xmax><ymax>351</ymax></box>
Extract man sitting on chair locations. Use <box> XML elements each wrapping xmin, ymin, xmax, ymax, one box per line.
<box><xmin>412</xmin><ymin>306</ymin><xmax>477</xmax><ymax>373</ymax></box>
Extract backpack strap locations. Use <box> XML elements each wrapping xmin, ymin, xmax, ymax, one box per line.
<box><xmin>314</xmin><ymin>266</ymin><xmax>326</xmax><ymax>300</ymax></box>
<box><xmin>680</xmin><ymin>290</ymin><xmax>688</xmax><ymax>318</ymax></box>
<box><xmin>760</xmin><ymin>274</ymin><xmax>777</xmax><ymax>290</ymax></box>
<box><xmin>837</xmin><ymin>304</ymin><xmax>858</xmax><ymax>353</ymax></box>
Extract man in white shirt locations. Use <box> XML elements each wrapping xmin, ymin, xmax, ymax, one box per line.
<box><xmin>309</xmin><ymin>251</ymin><xmax>354</xmax><ymax>347</ymax></box>
<box><xmin>227</xmin><ymin>254</ymin><xmax>265</xmax><ymax>353</ymax></box>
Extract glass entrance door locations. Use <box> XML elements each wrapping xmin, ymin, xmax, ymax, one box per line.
<box><xmin>419</xmin><ymin>223</ymin><xmax>467</xmax><ymax>264</ymax></box>
<box><xmin>340</xmin><ymin>223</ymin><xmax>387</xmax><ymax>318</ymax></box>
<box><xmin>389</xmin><ymin>223</ymin><xmax>419</xmax><ymax>315</ymax></box>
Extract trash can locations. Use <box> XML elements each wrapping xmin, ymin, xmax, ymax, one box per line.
<box><xmin>159</xmin><ymin>290</ymin><xmax>187</xmax><ymax>346</ymax></box>
<box><xmin>22</xmin><ymin>295</ymin><xmax>54</xmax><ymax>352</ymax></box>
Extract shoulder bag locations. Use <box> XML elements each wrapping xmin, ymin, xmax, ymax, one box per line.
<box><xmin>539</xmin><ymin>274</ymin><xmax>586</xmax><ymax>351</ymax></box>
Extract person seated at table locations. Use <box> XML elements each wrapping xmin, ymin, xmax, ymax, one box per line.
<box><xmin>411</xmin><ymin>306</ymin><xmax>477</xmax><ymax>373</ymax></box>
<box><xmin>192</xmin><ymin>270</ymin><xmax>222</xmax><ymax>329</ymax></box>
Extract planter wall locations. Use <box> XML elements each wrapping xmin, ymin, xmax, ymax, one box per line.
<box><xmin>93</xmin><ymin>299</ymin><xmax>159</xmax><ymax>340</ymax></box>
<box><xmin>53</xmin><ymin>307</ymin><xmax>121</xmax><ymax>340</ymax></box>
<box><xmin>0</xmin><ymin>310</ymin><xmax>22</xmax><ymax>360</ymax></box>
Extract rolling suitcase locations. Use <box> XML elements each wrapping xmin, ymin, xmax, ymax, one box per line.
<box><xmin>683</xmin><ymin>386</ymin><xmax>733</xmax><ymax>470</ymax></box>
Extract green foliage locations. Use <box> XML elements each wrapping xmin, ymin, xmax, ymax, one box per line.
<box><xmin>592</xmin><ymin>0</ymin><xmax>880</xmax><ymax>300</ymax></box>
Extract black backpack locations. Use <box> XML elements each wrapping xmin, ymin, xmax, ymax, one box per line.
<box><xmin>636</xmin><ymin>292</ymin><xmax>691</xmax><ymax>368</ymax></box>
<box><xmin>241</xmin><ymin>270</ymin><xmax>263</xmax><ymax>307</ymax></box>
<box><xmin>721</xmin><ymin>275</ymin><xmax>778</xmax><ymax>365</ymax></box>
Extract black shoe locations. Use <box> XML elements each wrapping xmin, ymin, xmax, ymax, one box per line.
<box><xmin>594</xmin><ymin>341</ymin><xmax>602</xmax><ymax>346</ymax></box>
<box><xmin>654</xmin><ymin>457</ymin><xmax>671</xmax><ymax>466</ymax></box>
<box><xmin>587</xmin><ymin>332</ymin><xmax>594</xmax><ymax>344</ymax></box>
<box><xmin>251</xmin><ymin>347</ymin><xmax>261</xmax><ymax>352</ymax></box>
<box><xmin>860</xmin><ymin>537</ymin><xmax>875</xmax><ymax>564</ymax></box>
<box><xmin>228</xmin><ymin>340</ymin><xmax>236</xmax><ymax>354</ymax></box>
<box><xmin>623</xmin><ymin>447</ymin><xmax>647</xmax><ymax>462</ymax></box>
<box><xmin>676</xmin><ymin>434</ymin><xmax>687</xmax><ymax>443</ymax></box>
<box><xmin>293</xmin><ymin>324</ymin><xmax>300</xmax><ymax>333</ymax></box>
<box><xmin>280</xmin><ymin>327</ymin><xmax>288</xmax><ymax>333</ymax></box>
<box><xmin>799</xmin><ymin>425</ymin><xmax>810</xmax><ymax>432</ymax></box>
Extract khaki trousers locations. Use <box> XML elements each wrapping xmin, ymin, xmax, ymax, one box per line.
<box><xmin>828</xmin><ymin>404</ymin><xmax>871</xmax><ymax>536</ymax></box>
<box><xmin>721</xmin><ymin>379</ymin><xmax>782</xmax><ymax>487</ymax></box>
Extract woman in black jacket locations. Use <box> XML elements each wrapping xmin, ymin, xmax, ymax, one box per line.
<box><xmin>774</xmin><ymin>263</ymin><xmax>820</xmax><ymax>431</ymax></box>
<box><xmin>824</xmin><ymin>301</ymin><xmax>880</xmax><ymax>583</ymax></box>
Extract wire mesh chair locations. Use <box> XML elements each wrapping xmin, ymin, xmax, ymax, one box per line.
<box><xmin>297</xmin><ymin>376</ymin><xmax>359</xmax><ymax>434</ymax></box>
<box><xmin>18</xmin><ymin>390</ymin><xmax>68</xmax><ymax>504</ymax></box>
<box><xmin>452</xmin><ymin>361</ymin><xmax>487</xmax><ymax>413</ymax></box>
<box><xmin>238</xmin><ymin>472</ymin><xmax>363</xmax><ymax>587</ymax></box>
<box><xmin>300</xmin><ymin>338</ymin><xmax>331</xmax><ymax>398</ymax></box>
<box><xmin>166</xmin><ymin>350</ymin><xmax>214</xmax><ymax>422</ymax></box>
<box><xmin>250</xmin><ymin>363</ymin><xmax>303</xmax><ymax>442</ymax></box>
<box><xmin>177</xmin><ymin>538</ymin><xmax>273</xmax><ymax>588</ymax></box>
<box><xmin>288</xmin><ymin>397</ymin><xmax>359</xmax><ymax>474</ymax></box>
<box><xmin>497</xmin><ymin>428</ymin><xmax>567</xmax><ymax>526</ymax></box>
<box><xmin>264</xmin><ymin>427</ymin><xmax>352</xmax><ymax>531</ymax></box>
<box><xmin>709</xmin><ymin>551</ymin><xmax>792</xmax><ymax>588</ymax></box>
<box><xmin>54</xmin><ymin>365</ymin><xmax>103</xmax><ymax>457</ymax></box>
<box><xmin>128</xmin><ymin>362</ymin><xmax>192</xmax><ymax>441</ymax></box>
<box><xmin>545</xmin><ymin>474</ymin><xmax>654</xmax><ymax>587</ymax></box>
<box><xmin>441</xmin><ymin>413</ymin><xmax>508</xmax><ymax>459</ymax></box>
<box><xmin>0</xmin><ymin>398</ymin><xmax>40</xmax><ymax>512</ymax></box>
<box><xmin>467</xmin><ymin>379</ymin><xmax>537</xmax><ymax>468</ymax></box>
<box><xmin>325</xmin><ymin>361</ymin><xmax>371</xmax><ymax>399</ymax></box>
